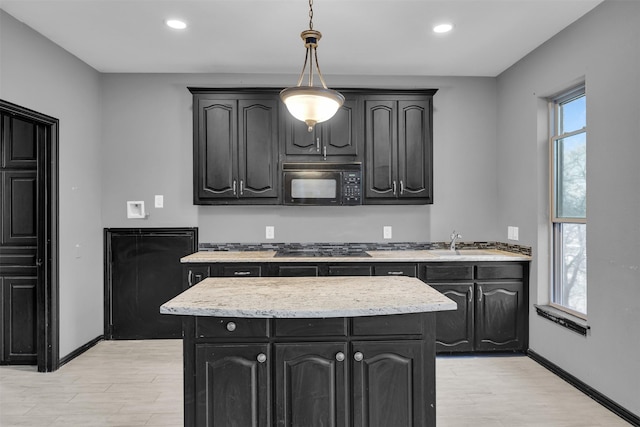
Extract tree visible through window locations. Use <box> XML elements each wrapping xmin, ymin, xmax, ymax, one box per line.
<box><xmin>551</xmin><ymin>87</ymin><xmax>587</xmax><ymax>317</ymax></box>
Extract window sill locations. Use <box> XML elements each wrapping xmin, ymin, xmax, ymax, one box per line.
<box><xmin>534</xmin><ymin>305</ymin><xmax>590</xmax><ymax>336</ymax></box>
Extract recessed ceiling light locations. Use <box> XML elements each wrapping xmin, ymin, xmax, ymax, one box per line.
<box><xmin>166</xmin><ymin>19</ymin><xmax>187</xmax><ymax>30</ymax></box>
<box><xmin>433</xmin><ymin>23</ymin><xmax>453</xmax><ymax>34</ymax></box>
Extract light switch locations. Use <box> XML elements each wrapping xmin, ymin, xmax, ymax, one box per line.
<box><xmin>383</xmin><ymin>226</ymin><xmax>392</xmax><ymax>239</ymax></box>
<box><xmin>508</xmin><ymin>226</ymin><xmax>519</xmax><ymax>241</ymax></box>
<box><xmin>155</xmin><ymin>195</ymin><xmax>164</xmax><ymax>208</ymax></box>
<box><xmin>266</xmin><ymin>226</ymin><xmax>275</xmax><ymax>240</ymax></box>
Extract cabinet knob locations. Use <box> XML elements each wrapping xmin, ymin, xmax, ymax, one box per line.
<box><xmin>257</xmin><ymin>353</ymin><xmax>267</xmax><ymax>363</ymax></box>
<box><xmin>354</xmin><ymin>352</ymin><xmax>364</xmax><ymax>362</ymax></box>
<box><xmin>335</xmin><ymin>352</ymin><xmax>345</xmax><ymax>362</ymax></box>
<box><xmin>225</xmin><ymin>322</ymin><xmax>237</xmax><ymax>332</ymax></box>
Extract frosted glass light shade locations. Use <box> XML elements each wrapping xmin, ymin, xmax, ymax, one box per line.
<box><xmin>280</xmin><ymin>86</ymin><xmax>345</xmax><ymax>131</ymax></box>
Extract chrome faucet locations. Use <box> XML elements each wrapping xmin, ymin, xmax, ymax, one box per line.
<box><xmin>450</xmin><ymin>230</ymin><xmax>462</xmax><ymax>251</ymax></box>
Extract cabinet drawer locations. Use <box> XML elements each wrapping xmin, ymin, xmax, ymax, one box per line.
<box><xmin>476</xmin><ymin>264</ymin><xmax>524</xmax><ymax>280</ymax></box>
<box><xmin>423</xmin><ymin>265</ymin><xmax>473</xmax><ymax>281</ymax></box>
<box><xmin>275</xmin><ymin>318</ymin><xmax>347</xmax><ymax>337</ymax></box>
<box><xmin>328</xmin><ymin>265</ymin><xmax>372</xmax><ymax>276</ymax></box>
<box><xmin>195</xmin><ymin>317</ymin><xmax>268</xmax><ymax>338</ymax></box>
<box><xmin>222</xmin><ymin>265</ymin><xmax>261</xmax><ymax>277</ymax></box>
<box><xmin>374</xmin><ymin>264</ymin><xmax>417</xmax><ymax>277</ymax></box>
<box><xmin>352</xmin><ymin>313</ymin><xmax>423</xmax><ymax>336</ymax></box>
<box><xmin>277</xmin><ymin>266</ymin><xmax>319</xmax><ymax>277</ymax></box>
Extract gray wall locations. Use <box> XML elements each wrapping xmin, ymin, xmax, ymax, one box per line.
<box><xmin>0</xmin><ymin>11</ymin><xmax>104</xmax><ymax>358</ymax></box>
<box><xmin>496</xmin><ymin>0</ymin><xmax>640</xmax><ymax>415</ymax></box>
<box><xmin>101</xmin><ymin>74</ymin><xmax>500</xmax><ymax>244</ymax></box>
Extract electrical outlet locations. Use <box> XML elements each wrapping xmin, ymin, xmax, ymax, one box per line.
<box><xmin>383</xmin><ymin>226</ymin><xmax>392</xmax><ymax>240</ymax></box>
<box><xmin>155</xmin><ymin>195</ymin><xmax>164</xmax><ymax>208</ymax></box>
<box><xmin>265</xmin><ymin>226</ymin><xmax>275</xmax><ymax>240</ymax></box>
<box><xmin>508</xmin><ymin>226</ymin><xmax>519</xmax><ymax>241</ymax></box>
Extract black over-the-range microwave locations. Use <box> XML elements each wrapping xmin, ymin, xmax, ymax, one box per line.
<box><xmin>282</xmin><ymin>162</ymin><xmax>363</xmax><ymax>206</ymax></box>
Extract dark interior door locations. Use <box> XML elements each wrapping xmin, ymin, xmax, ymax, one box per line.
<box><xmin>105</xmin><ymin>228</ymin><xmax>197</xmax><ymax>339</ymax></box>
<box><xmin>0</xmin><ymin>112</ymin><xmax>41</xmax><ymax>365</ymax></box>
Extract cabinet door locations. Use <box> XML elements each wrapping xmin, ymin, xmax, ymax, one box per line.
<box><xmin>284</xmin><ymin>97</ymin><xmax>359</xmax><ymax>158</ymax></box>
<box><xmin>196</xmin><ymin>98</ymin><xmax>237</xmax><ymax>200</ymax></box>
<box><xmin>352</xmin><ymin>341</ymin><xmax>427</xmax><ymax>427</ymax></box>
<box><xmin>275</xmin><ymin>342</ymin><xmax>348</xmax><ymax>427</ymax></box>
<box><xmin>195</xmin><ymin>344</ymin><xmax>270</xmax><ymax>427</ymax></box>
<box><xmin>397</xmin><ymin>100</ymin><xmax>432</xmax><ymax>201</ymax></box>
<box><xmin>431</xmin><ymin>283</ymin><xmax>474</xmax><ymax>353</ymax></box>
<box><xmin>238</xmin><ymin>99</ymin><xmax>279</xmax><ymax>199</ymax></box>
<box><xmin>364</xmin><ymin>99</ymin><xmax>397</xmax><ymax>199</ymax></box>
<box><xmin>322</xmin><ymin>97</ymin><xmax>359</xmax><ymax>157</ymax></box>
<box><xmin>475</xmin><ymin>281</ymin><xmax>527</xmax><ymax>352</ymax></box>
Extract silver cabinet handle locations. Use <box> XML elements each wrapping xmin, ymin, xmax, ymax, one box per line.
<box><xmin>323</xmin><ymin>145</ymin><xmax>327</xmax><ymax>160</ymax></box>
<box><xmin>400</xmin><ymin>180</ymin><xmax>404</xmax><ymax>195</ymax></box>
<box><xmin>387</xmin><ymin>271</ymin><xmax>404</xmax><ymax>276</ymax></box>
<box><xmin>335</xmin><ymin>352</ymin><xmax>345</xmax><ymax>362</ymax></box>
<box><xmin>187</xmin><ymin>270</ymin><xmax>193</xmax><ymax>287</ymax></box>
<box><xmin>316</xmin><ymin>137</ymin><xmax>320</xmax><ymax>152</ymax></box>
<box><xmin>477</xmin><ymin>286</ymin><xmax>483</xmax><ymax>303</ymax></box>
<box><xmin>392</xmin><ymin>181</ymin><xmax>397</xmax><ymax>195</ymax></box>
<box><xmin>233</xmin><ymin>180</ymin><xmax>237</xmax><ymax>195</ymax></box>
<box><xmin>234</xmin><ymin>271</ymin><xmax>251</xmax><ymax>276</ymax></box>
<box><xmin>226</xmin><ymin>322</ymin><xmax>237</xmax><ymax>332</ymax></box>
<box><xmin>239</xmin><ymin>180</ymin><xmax>244</xmax><ymax>196</ymax></box>
<box><xmin>354</xmin><ymin>352</ymin><xmax>364</xmax><ymax>362</ymax></box>
<box><xmin>257</xmin><ymin>353</ymin><xmax>267</xmax><ymax>363</ymax></box>
<box><xmin>469</xmin><ymin>288</ymin><xmax>473</xmax><ymax>303</ymax></box>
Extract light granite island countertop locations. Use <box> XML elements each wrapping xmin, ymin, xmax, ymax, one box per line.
<box><xmin>160</xmin><ymin>275</ymin><xmax>457</xmax><ymax>318</ymax></box>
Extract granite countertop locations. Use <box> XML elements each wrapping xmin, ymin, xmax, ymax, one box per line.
<box><xmin>181</xmin><ymin>248</ymin><xmax>531</xmax><ymax>263</ymax></box>
<box><xmin>160</xmin><ymin>276</ymin><xmax>457</xmax><ymax>318</ymax></box>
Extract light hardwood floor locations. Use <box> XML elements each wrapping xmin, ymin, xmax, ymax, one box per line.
<box><xmin>0</xmin><ymin>340</ymin><xmax>631</xmax><ymax>427</ymax></box>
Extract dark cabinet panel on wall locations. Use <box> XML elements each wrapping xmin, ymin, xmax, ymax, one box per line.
<box><xmin>191</xmin><ymin>89</ymin><xmax>279</xmax><ymax>204</ymax></box>
<box><xmin>283</xmin><ymin>95</ymin><xmax>360</xmax><ymax>160</ymax></box>
<box><xmin>105</xmin><ymin>228</ymin><xmax>197</xmax><ymax>339</ymax></box>
<box><xmin>364</xmin><ymin>93</ymin><xmax>435</xmax><ymax>204</ymax></box>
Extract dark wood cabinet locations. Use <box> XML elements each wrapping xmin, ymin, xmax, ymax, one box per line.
<box><xmin>422</xmin><ymin>262</ymin><xmax>528</xmax><ymax>353</ymax></box>
<box><xmin>275</xmin><ymin>342</ymin><xmax>349</xmax><ymax>427</ymax></box>
<box><xmin>364</xmin><ymin>93</ymin><xmax>435</xmax><ymax>204</ymax></box>
<box><xmin>430</xmin><ymin>283</ymin><xmax>474</xmax><ymax>352</ymax></box>
<box><xmin>185</xmin><ymin>313</ymin><xmax>434</xmax><ymax>427</ymax></box>
<box><xmin>352</xmin><ymin>340</ymin><xmax>427</xmax><ymax>427</ymax></box>
<box><xmin>195</xmin><ymin>343</ymin><xmax>271</xmax><ymax>427</ymax></box>
<box><xmin>191</xmin><ymin>90</ymin><xmax>279</xmax><ymax>204</ymax></box>
<box><xmin>475</xmin><ymin>281</ymin><xmax>527</xmax><ymax>351</ymax></box>
<box><xmin>283</xmin><ymin>96</ymin><xmax>360</xmax><ymax>160</ymax></box>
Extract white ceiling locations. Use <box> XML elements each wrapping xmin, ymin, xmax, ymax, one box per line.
<box><xmin>0</xmin><ymin>0</ymin><xmax>603</xmax><ymax>77</ymax></box>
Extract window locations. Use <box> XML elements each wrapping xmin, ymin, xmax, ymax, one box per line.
<box><xmin>550</xmin><ymin>86</ymin><xmax>587</xmax><ymax>317</ymax></box>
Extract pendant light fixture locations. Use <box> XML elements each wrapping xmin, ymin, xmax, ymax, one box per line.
<box><xmin>280</xmin><ymin>0</ymin><xmax>344</xmax><ymax>132</ymax></box>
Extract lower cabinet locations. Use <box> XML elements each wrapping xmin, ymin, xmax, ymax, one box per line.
<box><xmin>195</xmin><ymin>343</ymin><xmax>271</xmax><ymax>427</ymax></box>
<box><xmin>184</xmin><ymin>314</ymin><xmax>435</xmax><ymax>427</ymax></box>
<box><xmin>423</xmin><ymin>263</ymin><xmax>528</xmax><ymax>353</ymax></box>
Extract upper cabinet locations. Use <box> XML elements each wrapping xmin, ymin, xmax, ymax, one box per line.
<box><xmin>190</xmin><ymin>88</ymin><xmax>437</xmax><ymax>206</ymax></box>
<box><xmin>282</xmin><ymin>94</ymin><xmax>361</xmax><ymax>160</ymax></box>
<box><xmin>364</xmin><ymin>92</ymin><xmax>436</xmax><ymax>204</ymax></box>
<box><xmin>191</xmin><ymin>90</ymin><xmax>279</xmax><ymax>204</ymax></box>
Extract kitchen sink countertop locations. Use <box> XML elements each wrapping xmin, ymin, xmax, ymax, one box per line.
<box><xmin>160</xmin><ymin>276</ymin><xmax>457</xmax><ymax>318</ymax></box>
<box><xmin>181</xmin><ymin>248</ymin><xmax>531</xmax><ymax>263</ymax></box>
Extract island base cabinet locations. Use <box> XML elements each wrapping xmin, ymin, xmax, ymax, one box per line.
<box><xmin>195</xmin><ymin>344</ymin><xmax>271</xmax><ymax>427</ymax></box>
<box><xmin>352</xmin><ymin>341</ymin><xmax>430</xmax><ymax>427</ymax></box>
<box><xmin>275</xmin><ymin>342</ymin><xmax>348</xmax><ymax>427</ymax></box>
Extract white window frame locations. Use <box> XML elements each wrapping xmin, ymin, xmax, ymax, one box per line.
<box><xmin>549</xmin><ymin>85</ymin><xmax>587</xmax><ymax>319</ymax></box>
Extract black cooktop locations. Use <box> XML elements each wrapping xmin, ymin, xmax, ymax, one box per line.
<box><xmin>275</xmin><ymin>250</ymin><xmax>371</xmax><ymax>258</ymax></box>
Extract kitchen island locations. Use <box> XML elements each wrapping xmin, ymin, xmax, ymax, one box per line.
<box><xmin>161</xmin><ymin>275</ymin><xmax>456</xmax><ymax>427</ymax></box>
